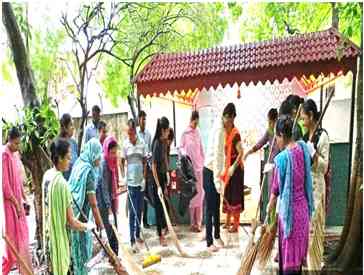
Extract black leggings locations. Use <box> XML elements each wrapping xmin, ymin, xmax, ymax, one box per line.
<box><xmin>203</xmin><ymin>167</ymin><xmax>221</xmax><ymax>247</ymax></box>
<box><xmin>154</xmin><ymin>174</ymin><xmax>169</xmax><ymax>236</ymax></box>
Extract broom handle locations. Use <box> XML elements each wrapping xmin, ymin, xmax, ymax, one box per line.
<box><xmin>254</xmin><ymin>135</ymin><xmax>276</xmax><ymax>221</ymax></box>
<box><xmin>110</xmin><ymin>224</ymin><xmax>146</xmax><ymax>275</ymax></box>
<box><xmin>71</xmin><ymin>197</ymin><xmax>126</xmax><ymax>275</ymax></box>
<box><xmin>3</xmin><ymin>234</ymin><xmax>34</xmax><ymax>275</ymax></box>
<box><xmin>310</xmin><ymin>89</ymin><xmax>335</xmax><ymax>142</ymax></box>
<box><xmin>256</xmin><ymin>101</ymin><xmax>303</xmax><ymax>221</ymax></box>
<box><xmin>155</xmin><ymin>179</ymin><xmax>189</xmax><ymax>257</ymax></box>
<box><xmin>293</xmin><ymin>103</ymin><xmax>303</xmax><ymax>132</ymax></box>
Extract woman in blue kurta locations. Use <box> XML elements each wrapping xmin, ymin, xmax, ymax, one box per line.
<box><xmin>68</xmin><ymin>138</ymin><xmax>104</xmax><ymax>275</ymax></box>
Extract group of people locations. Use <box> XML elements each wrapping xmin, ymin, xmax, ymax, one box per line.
<box><xmin>2</xmin><ymin>93</ymin><xmax>330</xmax><ymax>275</ymax></box>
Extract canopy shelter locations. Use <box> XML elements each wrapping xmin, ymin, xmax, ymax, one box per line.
<box><xmin>135</xmin><ymin>27</ymin><xmax>360</xmax><ymax>201</ymax></box>
<box><xmin>135</xmin><ymin>28</ymin><xmax>359</xmax><ymax>98</ymax></box>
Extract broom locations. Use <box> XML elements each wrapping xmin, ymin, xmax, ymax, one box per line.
<box><xmin>3</xmin><ymin>234</ymin><xmax>34</xmax><ymax>275</ymax></box>
<box><xmin>72</xmin><ymin>197</ymin><xmax>127</xmax><ymax>275</ymax></box>
<box><xmin>256</xmin><ymin>208</ymin><xmax>278</xmax><ymax>269</ymax></box>
<box><xmin>125</xmin><ymin>184</ymin><xmax>162</xmax><ymax>268</ymax></box>
<box><xmin>38</xmin><ymin>149</ymin><xmax>126</xmax><ymax>274</ymax></box>
<box><xmin>110</xmin><ymin>224</ymin><xmax>147</xmax><ymax>274</ymax></box>
<box><xmin>256</xmin><ymin>90</ymin><xmax>335</xmax><ymax>271</ymax></box>
<box><xmin>237</xmin><ymin>135</ymin><xmax>277</xmax><ymax>275</ymax></box>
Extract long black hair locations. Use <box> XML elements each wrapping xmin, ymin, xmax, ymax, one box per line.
<box><xmin>302</xmin><ymin>99</ymin><xmax>320</xmax><ymax>122</ymax></box>
<box><xmin>152</xmin><ymin>116</ymin><xmax>169</xmax><ymax>148</ymax></box>
<box><xmin>50</xmin><ymin>138</ymin><xmax>70</xmax><ymax>166</ymax></box>
<box><xmin>223</xmin><ymin>103</ymin><xmax>236</xmax><ymax>118</ymax></box>
<box><xmin>8</xmin><ymin>126</ymin><xmax>21</xmax><ymax>141</ymax></box>
<box><xmin>267</xmin><ymin>108</ymin><xmax>278</xmax><ymax>121</ymax></box>
<box><xmin>275</xmin><ymin>115</ymin><xmax>294</xmax><ymax>140</ymax></box>
<box><xmin>60</xmin><ymin>113</ymin><xmax>72</xmax><ymax>138</ymax></box>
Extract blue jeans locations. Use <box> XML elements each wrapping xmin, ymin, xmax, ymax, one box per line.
<box><xmin>128</xmin><ymin>186</ymin><xmax>144</xmax><ymax>244</ymax></box>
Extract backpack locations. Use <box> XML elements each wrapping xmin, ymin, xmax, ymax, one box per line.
<box><xmin>176</xmin><ymin>154</ymin><xmax>197</xmax><ymax>217</ymax></box>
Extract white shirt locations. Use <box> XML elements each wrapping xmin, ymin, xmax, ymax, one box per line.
<box><xmin>121</xmin><ymin>137</ymin><xmax>146</xmax><ymax>189</ymax></box>
<box><xmin>204</xmin><ymin>120</ymin><xmax>225</xmax><ymax>193</ymax></box>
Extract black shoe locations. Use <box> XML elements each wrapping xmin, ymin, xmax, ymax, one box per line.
<box><xmin>144</xmin><ymin>223</ymin><xmax>151</xmax><ymax>229</ymax></box>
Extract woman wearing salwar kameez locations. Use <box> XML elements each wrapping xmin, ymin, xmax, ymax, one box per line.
<box><xmin>43</xmin><ymin>138</ymin><xmax>94</xmax><ymax>275</ymax></box>
<box><xmin>221</xmin><ymin>103</ymin><xmax>245</xmax><ymax>233</ymax></box>
<box><xmin>180</xmin><ymin>111</ymin><xmax>205</xmax><ymax>232</ymax></box>
<box><xmin>267</xmin><ymin>116</ymin><xmax>314</xmax><ymax>275</ymax></box>
<box><xmin>68</xmin><ymin>138</ymin><xmax>105</xmax><ymax>275</ymax></box>
<box><xmin>301</xmin><ymin>99</ymin><xmax>330</xmax><ymax>271</ymax></box>
<box><xmin>2</xmin><ymin>127</ymin><xmax>33</xmax><ymax>275</ymax></box>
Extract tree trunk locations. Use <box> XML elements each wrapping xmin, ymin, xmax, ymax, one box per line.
<box><xmin>2</xmin><ymin>2</ymin><xmax>49</xmax><ymax>249</ymax></box>
<box><xmin>2</xmin><ymin>2</ymin><xmax>39</xmax><ymax>108</ymax></box>
<box><xmin>77</xmin><ymin>101</ymin><xmax>88</xmax><ymax>154</ymax></box>
<box><xmin>22</xmin><ymin>147</ymin><xmax>51</xmax><ymax>249</ymax></box>
<box><xmin>331</xmin><ymin>3</ymin><xmax>339</xmax><ymax>29</ymax></box>
<box><xmin>327</xmin><ymin>4</ymin><xmax>363</xmax><ymax>271</ymax></box>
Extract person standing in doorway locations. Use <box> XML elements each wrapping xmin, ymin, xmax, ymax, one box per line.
<box><xmin>137</xmin><ymin>110</ymin><xmax>152</xmax><ymax>228</ymax></box>
<box><xmin>180</xmin><ymin>111</ymin><xmax>205</xmax><ymax>233</ymax></box>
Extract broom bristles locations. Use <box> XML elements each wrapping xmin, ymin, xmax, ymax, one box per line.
<box><xmin>237</xmin><ymin>224</ymin><xmax>266</xmax><ymax>275</ymax></box>
<box><xmin>257</xmin><ymin>220</ymin><xmax>278</xmax><ymax>269</ymax></box>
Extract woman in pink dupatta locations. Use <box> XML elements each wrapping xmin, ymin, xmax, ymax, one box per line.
<box><xmin>180</xmin><ymin>111</ymin><xmax>205</xmax><ymax>232</ymax></box>
<box><xmin>2</xmin><ymin>127</ymin><xmax>33</xmax><ymax>275</ymax></box>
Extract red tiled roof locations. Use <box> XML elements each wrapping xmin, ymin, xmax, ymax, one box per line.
<box><xmin>135</xmin><ymin>28</ymin><xmax>360</xmax><ymax>97</ymax></box>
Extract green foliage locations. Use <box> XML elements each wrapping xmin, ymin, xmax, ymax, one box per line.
<box><xmin>337</xmin><ymin>3</ymin><xmax>362</xmax><ymax>45</ymax></box>
<box><xmin>102</xmin><ymin>3</ymin><xmax>228</xmax><ymax>105</ymax></box>
<box><xmin>100</xmin><ymin>59</ymin><xmax>130</xmax><ymax>107</ymax></box>
<box><xmin>239</xmin><ymin>2</ymin><xmax>361</xmax><ymax>45</ymax></box>
<box><xmin>227</xmin><ymin>3</ymin><xmax>243</xmax><ymax>22</ymax></box>
<box><xmin>2</xmin><ymin>99</ymin><xmax>59</xmax><ymax>155</ymax></box>
<box><xmin>12</xmin><ymin>3</ymin><xmax>32</xmax><ymax>43</ymax></box>
<box><xmin>240</xmin><ymin>2</ymin><xmax>332</xmax><ymax>42</ymax></box>
<box><xmin>30</xmin><ymin>29</ymin><xmax>67</xmax><ymax>97</ymax></box>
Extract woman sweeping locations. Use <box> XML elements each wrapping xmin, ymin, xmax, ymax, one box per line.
<box><xmin>151</xmin><ymin>117</ymin><xmax>170</xmax><ymax>246</ymax></box>
<box><xmin>68</xmin><ymin>138</ymin><xmax>105</xmax><ymax>275</ymax></box>
<box><xmin>96</xmin><ymin>135</ymin><xmax>120</xmax><ymax>254</ymax></box>
<box><xmin>266</xmin><ymin>116</ymin><xmax>314</xmax><ymax>275</ymax></box>
<box><xmin>221</xmin><ymin>103</ymin><xmax>245</xmax><ymax>233</ymax></box>
<box><xmin>43</xmin><ymin>138</ymin><xmax>94</xmax><ymax>275</ymax></box>
<box><xmin>2</xmin><ymin>127</ymin><xmax>33</xmax><ymax>275</ymax></box>
<box><xmin>180</xmin><ymin>111</ymin><xmax>205</xmax><ymax>232</ymax></box>
<box><xmin>301</xmin><ymin>99</ymin><xmax>330</xmax><ymax>271</ymax></box>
